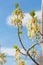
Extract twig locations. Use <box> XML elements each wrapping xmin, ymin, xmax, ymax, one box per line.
<box><xmin>17</xmin><ymin>27</ymin><xmax>39</xmax><ymax>65</ymax></box>
<box><xmin>27</xmin><ymin>51</ymin><xmax>39</xmax><ymax>65</ymax></box>
<box><xmin>20</xmin><ymin>51</ymin><xmax>27</xmax><ymax>56</ymax></box>
<box><xmin>27</xmin><ymin>40</ymin><xmax>43</xmax><ymax>52</ymax></box>
<box><xmin>27</xmin><ymin>42</ymin><xmax>39</xmax><ymax>52</ymax></box>
<box><xmin>18</xmin><ymin>27</ymin><xmax>26</xmax><ymax>51</ymax></box>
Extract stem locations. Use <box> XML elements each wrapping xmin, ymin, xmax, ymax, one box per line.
<box><xmin>27</xmin><ymin>40</ymin><xmax>43</xmax><ymax>52</ymax></box>
<box><xmin>27</xmin><ymin>42</ymin><xmax>39</xmax><ymax>52</ymax></box>
<box><xmin>17</xmin><ymin>27</ymin><xmax>39</xmax><ymax>65</ymax></box>
<box><xmin>18</xmin><ymin>48</ymin><xmax>27</xmax><ymax>56</ymax></box>
<box><xmin>20</xmin><ymin>51</ymin><xmax>27</xmax><ymax>56</ymax></box>
<box><xmin>27</xmin><ymin>51</ymin><xmax>39</xmax><ymax>65</ymax></box>
<box><xmin>18</xmin><ymin>27</ymin><xmax>26</xmax><ymax>51</ymax></box>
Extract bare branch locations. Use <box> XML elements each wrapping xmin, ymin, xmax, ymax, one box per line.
<box><xmin>27</xmin><ymin>52</ymin><xmax>39</xmax><ymax>65</ymax></box>
<box><xmin>17</xmin><ymin>27</ymin><xmax>39</xmax><ymax>65</ymax></box>
<box><xmin>27</xmin><ymin>42</ymin><xmax>39</xmax><ymax>52</ymax></box>
<box><xmin>18</xmin><ymin>27</ymin><xmax>26</xmax><ymax>51</ymax></box>
<box><xmin>20</xmin><ymin>51</ymin><xmax>27</xmax><ymax>56</ymax></box>
<box><xmin>27</xmin><ymin>40</ymin><xmax>43</xmax><ymax>52</ymax></box>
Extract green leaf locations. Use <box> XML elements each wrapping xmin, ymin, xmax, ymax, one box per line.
<box><xmin>13</xmin><ymin>44</ymin><xmax>18</xmax><ymax>49</ymax></box>
<box><xmin>15</xmin><ymin>3</ymin><xmax>19</xmax><ymax>8</ymax></box>
<box><xmin>29</xmin><ymin>10</ymin><xmax>35</xmax><ymax>17</ymax></box>
<box><xmin>18</xmin><ymin>32</ymin><xmax>22</xmax><ymax>35</ymax></box>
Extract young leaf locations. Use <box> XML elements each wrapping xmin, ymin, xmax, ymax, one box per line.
<box><xmin>29</xmin><ymin>10</ymin><xmax>35</xmax><ymax>18</ymax></box>
<box><xmin>18</xmin><ymin>32</ymin><xmax>22</xmax><ymax>35</ymax></box>
<box><xmin>13</xmin><ymin>44</ymin><xmax>18</xmax><ymax>49</ymax></box>
<box><xmin>15</xmin><ymin>3</ymin><xmax>19</xmax><ymax>8</ymax></box>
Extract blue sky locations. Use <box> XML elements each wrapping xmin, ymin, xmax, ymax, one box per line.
<box><xmin>0</xmin><ymin>0</ymin><xmax>41</xmax><ymax>65</ymax></box>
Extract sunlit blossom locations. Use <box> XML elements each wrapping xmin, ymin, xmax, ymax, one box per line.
<box><xmin>26</xmin><ymin>17</ymin><xmax>40</xmax><ymax>40</ymax></box>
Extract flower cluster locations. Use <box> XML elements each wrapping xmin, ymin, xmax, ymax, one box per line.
<box><xmin>0</xmin><ymin>53</ymin><xmax>6</xmax><ymax>65</ymax></box>
<box><xmin>27</xmin><ymin>17</ymin><xmax>39</xmax><ymax>40</ymax></box>
<box><xmin>10</xmin><ymin>3</ymin><xmax>24</xmax><ymax>28</ymax></box>
<box><xmin>17</xmin><ymin>60</ymin><xmax>25</xmax><ymax>65</ymax></box>
<box><xmin>13</xmin><ymin>44</ymin><xmax>25</xmax><ymax>65</ymax></box>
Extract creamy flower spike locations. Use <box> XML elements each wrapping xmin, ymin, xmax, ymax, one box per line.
<box><xmin>27</xmin><ymin>29</ymin><xmax>34</xmax><ymax>39</ymax></box>
<box><xmin>10</xmin><ymin>6</ymin><xmax>24</xmax><ymax>28</ymax></box>
<box><xmin>0</xmin><ymin>53</ymin><xmax>6</xmax><ymax>65</ymax></box>
<box><xmin>26</xmin><ymin>17</ymin><xmax>39</xmax><ymax>40</ymax></box>
<box><xmin>15</xmin><ymin>49</ymin><xmax>20</xmax><ymax>60</ymax></box>
<box><xmin>17</xmin><ymin>60</ymin><xmax>25</xmax><ymax>65</ymax></box>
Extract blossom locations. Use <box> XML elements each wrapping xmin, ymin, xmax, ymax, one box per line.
<box><xmin>26</xmin><ymin>17</ymin><xmax>39</xmax><ymax>40</ymax></box>
<box><xmin>17</xmin><ymin>60</ymin><xmax>25</xmax><ymax>65</ymax></box>
<box><xmin>27</xmin><ymin>29</ymin><xmax>34</xmax><ymax>39</ymax></box>
<box><xmin>9</xmin><ymin>8</ymin><xmax>24</xmax><ymax>28</ymax></box>
<box><xmin>13</xmin><ymin>44</ymin><xmax>20</xmax><ymax>60</ymax></box>
<box><xmin>12</xmin><ymin>8</ymin><xmax>22</xmax><ymax>16</ymax></box>
<box><xmin>8</xmin><ymin>15</ymin><xmax>22</xmax><ymax>28</ymax></box>
<box><xmin>0</xmin><ymin>53</ymin><xmax>6</xmax><ymax>65</ymax></box>
<box><xmin>15</xmin><ymin>49</ymin><xmax>20</xmax><ymax>60</ymax></box>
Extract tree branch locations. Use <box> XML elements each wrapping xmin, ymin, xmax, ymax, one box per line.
<box><xmin>27</xmin><ymin>51</ymin><xmax>39</xmax><ymax>65</ymax></box>
<box><xmin>20</xmin><ymin>51</ymin><xmax>27</xmax><ymax>56</ymax></box>
<box><xmin>18</xmin><ymin>27</ymin><xmax>26</xmax><ymax>51</ymax></box>
<box><xmin>17</xmin><ymin>27</ymin><xmax>39</xmax><ymax>65</ymax></box>
<box><xmin>27</xmin><ymin>40</ymin><xmax>43</xmax><ymax>52</ymax></box>
<box><xmin>27</xmin><ymin>42</ymin><xmax>39</xmax><ymax>52</ymax></box>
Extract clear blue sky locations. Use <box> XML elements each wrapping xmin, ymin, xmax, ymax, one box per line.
<box><xmin>0</xmin><ymin>0</ymin><xmax>41</xmax><ymax>65</ymax></box>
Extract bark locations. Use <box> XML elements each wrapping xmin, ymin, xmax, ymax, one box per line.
<box><xmin>40</xmin><ymin>0</ymin><xmax>43</xmax><ymax>65</ymax></box>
